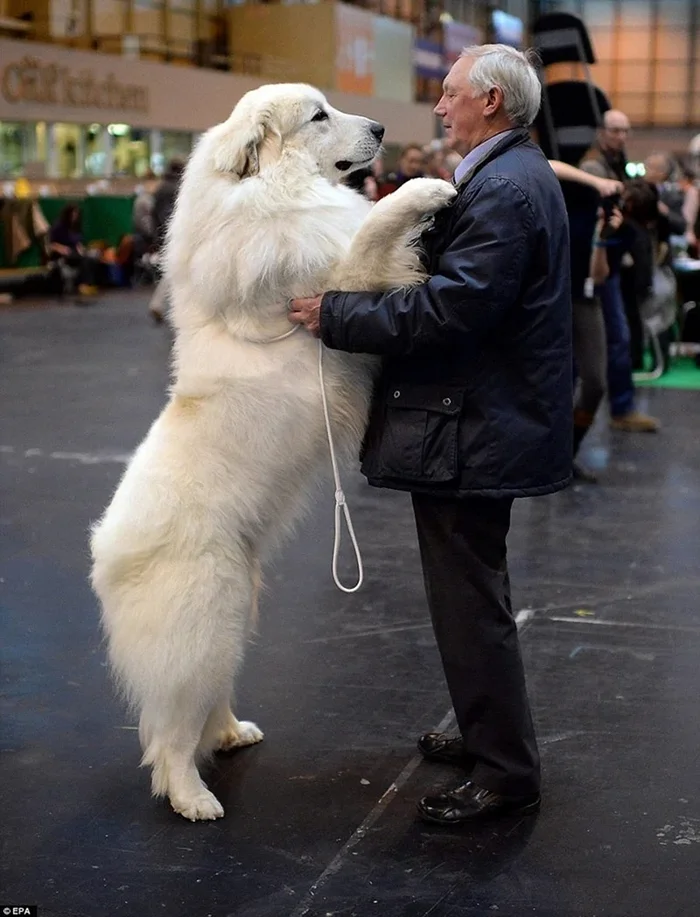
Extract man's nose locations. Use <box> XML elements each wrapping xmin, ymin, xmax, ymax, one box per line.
<box><xmin>434</xmin><ymin>97</ymin><xmax>445</xmax><ymax>116</ymax></box>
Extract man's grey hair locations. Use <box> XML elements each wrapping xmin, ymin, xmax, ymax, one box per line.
<box><xmin>460</xmin><ymin>44</ymin><xmax>542</xmax><ymax>128</ymax></box>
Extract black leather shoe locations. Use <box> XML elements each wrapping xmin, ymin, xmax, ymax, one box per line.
<box><xmin>417</xmin><ymin>780</ymin><xmax>541</xmax><ymax>825</ymax></box>
<box><xmin>417</xmin><ymin>732</ymin><xmax>471</xmax><ymax>766</ymax></box>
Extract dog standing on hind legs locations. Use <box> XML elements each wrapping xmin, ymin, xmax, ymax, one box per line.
<box><xmin>90</xmin><ymin>82</ymin><xmax>456</xmax><ymax>821</ymax></box>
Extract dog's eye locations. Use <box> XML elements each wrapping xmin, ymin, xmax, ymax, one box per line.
<box><xmin>311</xmin><ymin>109</ymin><xmax>329</xmax><ymax>123</ymax></box>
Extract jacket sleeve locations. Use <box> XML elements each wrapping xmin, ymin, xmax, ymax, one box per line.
<box><xmin>320</xmin><ymin>177</ymin><xmax>536</xmax><ymax>357</ymax></box>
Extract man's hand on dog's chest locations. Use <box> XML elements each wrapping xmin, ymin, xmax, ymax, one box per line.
<box><xmin>289</xmin><ymin>295</ymin><xmax>323</xmax><ymax>337</ymax></box>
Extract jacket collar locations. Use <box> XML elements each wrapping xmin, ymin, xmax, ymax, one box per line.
<box><xmin>454</xmin><ymin>128</ymin><xmax>531</xmax><ymax>191</ymax></box>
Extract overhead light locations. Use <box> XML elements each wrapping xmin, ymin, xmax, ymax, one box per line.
<box><xmin>107</xmin><ymin>123</ymin><xmax>130</xmax><ymax>137</ymax></box>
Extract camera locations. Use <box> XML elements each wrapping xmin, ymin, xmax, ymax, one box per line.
<box><xmin>601</xmin><ymin>192</ymin><xmax>621</xmax><ymax>220</ymax></box>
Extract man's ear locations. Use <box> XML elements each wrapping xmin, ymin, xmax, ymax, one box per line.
<box><xmin>484</xmin><ymin>85</ymin><xmax>504</xmax><ymax>117</ymax></box>
<box><xmin>214</xmin><ymin>107</ymin><xmax>274</xmax><ymax>178</ymax></box>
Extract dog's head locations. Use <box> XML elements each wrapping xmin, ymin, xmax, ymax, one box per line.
<box><xmin>211</xmin><ymin>84</ymin><xmax>384</xmax><ymax>182</ymax></box>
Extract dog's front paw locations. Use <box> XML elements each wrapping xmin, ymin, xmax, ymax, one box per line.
<box><xmin>388</xmin><ymin>177</ymin><xmax>457</xmax><ymax>216</ymax></box>
<box><xmin>171</xmin><ymin>789</ymin><xmax>225</xmax><ymax>822</ymax></box>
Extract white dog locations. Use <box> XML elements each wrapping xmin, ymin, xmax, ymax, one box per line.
<box><xmin>91</xmin><ymin>83</ymin><xmax>456</xmax><ymax>821</ymax></box>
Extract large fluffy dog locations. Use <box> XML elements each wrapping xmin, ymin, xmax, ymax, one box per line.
<box><xmin>91</xmin><ymin>83</ymin><xmax>455</xmax><ymax>821</ymax></box>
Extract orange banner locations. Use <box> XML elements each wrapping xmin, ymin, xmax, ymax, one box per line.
<box><xmin>335</xmin><ymin>3</ymin><xmax>374</xmax><ymax>96</ymax></box>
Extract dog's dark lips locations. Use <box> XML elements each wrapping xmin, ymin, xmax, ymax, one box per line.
<box><xmin>335</xmin><ymin>160</ymin><xmax>353</xmax><ymax>171</ymax></box>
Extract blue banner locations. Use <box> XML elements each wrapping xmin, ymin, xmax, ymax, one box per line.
<box><xmin>414</xmin><ymin>38</ymin><xmax>446</xmax><ymax>80</ymax></box>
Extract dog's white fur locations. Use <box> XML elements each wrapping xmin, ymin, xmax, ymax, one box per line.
<box><xmin>91</xmin><ymin>83</ymin><xmax>456</xmax><ymax>821</ymax></box>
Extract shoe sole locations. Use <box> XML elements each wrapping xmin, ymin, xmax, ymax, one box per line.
<box><xmin>417</xmin><ymin>798</ymin><xmax>541</xmax><ymax>825</ymax></box>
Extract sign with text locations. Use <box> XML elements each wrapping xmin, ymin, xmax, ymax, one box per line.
<box><xmin>1</xmin><ymin>56</ymin><xmax>149</xmax><ymax>113</ymax></box>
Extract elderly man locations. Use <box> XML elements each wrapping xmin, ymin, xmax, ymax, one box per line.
<box><xmin>290</xmin><ymin>45</ymin><xmax>572</xmax><ymax>825</ymax></box>
<box><xmin>582</xmin><ymin>111</ymin><xmax>660</xmax><ymax>432</ymax></box>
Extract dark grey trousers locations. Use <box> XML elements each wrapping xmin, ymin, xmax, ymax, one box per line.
<box><xmin>573</xmin><ymin>297</ymin><xmax>607</xmax><ymax>417</ymax></box>
<box><xmin>411</xmin><ymin>493</ymin><xmax>541</xmax><ymax>797</ymax></box>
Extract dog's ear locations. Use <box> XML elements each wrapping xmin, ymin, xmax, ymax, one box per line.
<box><xmin>214</xmin><ymin>108</ymin><xmax>274</xmax><ymax>179</ymax></box>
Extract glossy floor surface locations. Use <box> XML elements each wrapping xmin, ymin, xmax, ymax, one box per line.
<box><xmin>2</xmin><ymin>293</ymin><xmax>699</xmax><ymax>917</ymax></box>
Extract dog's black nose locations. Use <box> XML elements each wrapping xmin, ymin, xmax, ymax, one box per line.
<box><xmin>370</xmin><ymin>121</ymin><xmax>385</xmax><ymax>142</ymax></box>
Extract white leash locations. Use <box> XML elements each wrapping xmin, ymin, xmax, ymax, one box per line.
<box><xmin>317</xmin><ymin>341</ymin><xmax>364</xmax><ymax>593</ymax></box>
<box><xmin>244</xmin><ymin>318</ymin><xmax>364</xmax><ymax>593</ymax></box>
<box><xmin>244</xmin><ymin>325</ymin><xmax>301</xmax><ymax>344</ymax></box>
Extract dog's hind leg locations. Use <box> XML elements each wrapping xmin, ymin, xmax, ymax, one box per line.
<box><xmin>134</xmin><ymin>567</ymin><xmax>256</xmax><ymax>820</ymax></box>
<box><xmin>140</xmin><ymin>696</ymin><xmax>225</xmax><ymax>821</ymax></box>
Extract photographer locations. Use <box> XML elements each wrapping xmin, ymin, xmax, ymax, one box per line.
<box><xmin>582</xmin><ymin>112</ymin><xmax>660</xmax><ymax>432</ymax></box>
<box><xmin>571</xmin><ymin>195</ymin><xmax>623</xmax><ymax>481</ymax></box>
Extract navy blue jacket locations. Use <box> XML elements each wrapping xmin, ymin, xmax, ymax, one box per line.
<box><xmin>320</xmin><ymin>129</ymin><xmax>573</xmax><ymax>498</ymax></box>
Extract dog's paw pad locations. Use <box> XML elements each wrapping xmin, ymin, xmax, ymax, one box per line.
<box><xmin>171</xmin><ymin>790</ymin><xmax>224</xmax><ymax>822</ymax></box>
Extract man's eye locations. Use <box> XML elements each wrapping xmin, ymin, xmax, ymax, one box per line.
<box><xmin>311</xmin><ymin>110</ymin><xmax>329</xmax><ymax>122</ymax></box>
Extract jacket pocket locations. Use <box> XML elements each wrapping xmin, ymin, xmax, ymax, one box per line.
<box><xmin>377</xmin><ymin>384</ymin><xmax>463</xmax><ymax>483</ymax></box>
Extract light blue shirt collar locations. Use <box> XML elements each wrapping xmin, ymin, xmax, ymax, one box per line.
<box><xmin>453</xmin><ymin>130</ymin><xmax>515</xmax><ymax>186</ymax></box>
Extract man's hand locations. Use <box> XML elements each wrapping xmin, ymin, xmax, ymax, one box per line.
<box><xmin>595</xmin><ymin>177</ymin><xmax>623</xmax><ymax>198</ymax></box>
<box><xmin>289</xmin><ymin>295</ymin><xmax>323</xmax><ymax>337</ymax></box>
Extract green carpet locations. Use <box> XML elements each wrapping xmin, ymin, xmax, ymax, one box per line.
<box><xmin>636</xmin><ymin>356</ymin><xmax>700</xmax><ymax>390</ymax></box>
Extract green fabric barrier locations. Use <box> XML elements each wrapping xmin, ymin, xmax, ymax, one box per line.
<box><xmin>1</xmin><ymin>196</ymin><xmax>135</xmax><ymax>269</ymax></box>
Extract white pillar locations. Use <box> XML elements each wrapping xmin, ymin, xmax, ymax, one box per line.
<box><xmin>150</xmin><ymin>129</ymin><xmax>163</xmax><ymax>174</ymax></box>
<box><xmin>101</xmin><ymin>128</ymin><xmax>114</xmax><ymax>177</ymax></box>
<box><xmin>47</xmin><ymin>123</ymin><xmax>61</xmax><ymax>178</ymax></box>
<box><xmin>75</xmin><ymin>125</ymin><xmax>86</xmax><ymax>178</ymax></box>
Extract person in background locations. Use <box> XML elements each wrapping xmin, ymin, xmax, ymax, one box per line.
<box><xmin>643</xmin><ymin>152</ymin><xmax>687</xmax><ymax>237</ymax></box>
<box><xmin>547</xmin><ymin>161</ymin><xmax>622</xmax><ymax>481</ymax></box>
<box><xmin>620</xmin><ymin>180</ymin><xmax>677</xmax><ymax>372</ymax></box>
<box><xmin>583</xmin><ymin>109</ymin><xmax>631</xmax><ymax>183</ymax></box>
<box><xmin>48</xmin><ymin>204</ymin><xmax>100</xmax><ymax>296</ymax></box>
<box><xmin>423</xmin><ymin>145</ymin><xmax>448</xmax><ymax>180</ymax></box>
<box><xmin>443</xmin><ymin>149</ymin><xmax>464</xmax><ymax>179</ymax></box>
<box><xmin>574</xmin><ymin>195</ymin><xmax>623</xmax><ymax>481</ymax></box>
<box><xmin>343</xmin><ymin>166</ymin><xmax>378</xmax><ymax>202</ymax></box>
<box><xmin>377</xmin><ymin>144</ymin><xmax>426</xmax><ymax>198</ymax></box>
<box><xmin>678</xmin><ymin>164</ymin><xmax>699</xmax><ymax>256</ymax></box>
<box><xmin>581</xmin><ymin>111</ymin><xmax>660</xmax><ymax>433</ymax></box>
<box><xmin>132</xmin><ymin>178</ymin><xmax>156</xmax><ymax>258</ymax></box>
<box><xmin>148</xmin><ymin>158</ymin><xmax>185</xmax><ymax>323</ymax></box>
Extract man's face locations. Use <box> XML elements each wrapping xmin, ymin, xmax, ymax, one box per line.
<box><xmin>601</xmin><ymin>112</ymin><xmax>630</xmax><ymax>153</ymax></box>
<box><xmin>399</xmin><ymin>148</ymin><xmax>426</xmax><ymax>177</ymax></box>
<box><xmin>434</xmin><ymin>56</ymin><xmax>490</xmax><ymax>157</ymax></box>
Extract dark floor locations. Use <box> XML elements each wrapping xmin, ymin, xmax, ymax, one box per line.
<box><xmin>1</xmin><ymin>292</ymin><xmax>700</xmax><ymax>917</ymax></box>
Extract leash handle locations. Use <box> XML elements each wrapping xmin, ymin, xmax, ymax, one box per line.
<box><xmin>318</xmin><ymin>342</ymin><xmax>364</xmax><ymax>593</ymax></box>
